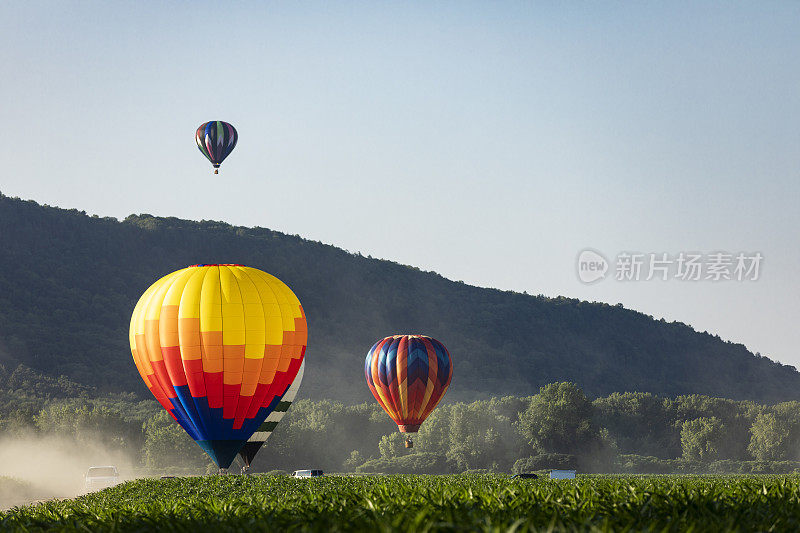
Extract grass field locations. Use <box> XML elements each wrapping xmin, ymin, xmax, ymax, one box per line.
<box><xmin>2</xmin><ymin>474</ymin><xmax>800</xmax><ymax>532</ymax></box>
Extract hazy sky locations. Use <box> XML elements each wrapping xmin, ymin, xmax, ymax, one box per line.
<box><xmin>1</xmin><ymin>2</ymin><xmax>798</xmax><ymax>367</ymax></box>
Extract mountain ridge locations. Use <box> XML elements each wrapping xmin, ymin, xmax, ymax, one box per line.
<box><xmin>0</xmin><ymin>192</ymin><xmax>796</xmax><ymax>404</ymax></box>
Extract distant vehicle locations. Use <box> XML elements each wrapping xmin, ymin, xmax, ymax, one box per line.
<box><xmin>511</xmin><ymin>473</ymin><xmax>538</xmax><ymax>479</ymax></box>
<box><xmin>84</xmin><ymin>466</ymin><xmax>119</xmax><ymax>490</ymax></box>
<box><xmin>292</xmin><ymin>469</ymin><xmax>323</xmax><ymax>478</ymax></box>
<box><xmin>550</xmin><ymin>470</ymin><xmax>576</xmax><ymax>479</ymax></box>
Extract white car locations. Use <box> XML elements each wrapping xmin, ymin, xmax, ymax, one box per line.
<box><xmin>291</xmin><ymin>469</ymin><xmax>323</xmax><ymax>478</ymax></box>
<box><xmin>84</xmin><ymin>466</ymin><xmax>120</xmax><ymax>490</ymax></box>
<box><xmin>549</xmin><ymin>469</ymin><xmax>576</xmax><ymax>479</ymax></box>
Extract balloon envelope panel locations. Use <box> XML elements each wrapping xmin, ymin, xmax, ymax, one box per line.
<box><xmin>365</xmin><ymin>335</ymin><xmax>452</xmax><ymax>432</ymax></box>
<box><xmin>239</xmin><ymin>359</ymin><xmax>305</xmax><ymax>467</ymax></box>
<box><xmin>129</xmin><ymin>264</ymin><xmax>306</xmax><ymax>468</ymax></box>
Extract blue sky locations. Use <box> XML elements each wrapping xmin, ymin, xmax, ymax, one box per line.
<box><xmin>1</xmin><ymin>2</ymin><xmax>798</xmax><ymax>368</ymax></box>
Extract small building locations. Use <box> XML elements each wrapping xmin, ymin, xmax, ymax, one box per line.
<box><xmin>549</xmin><ymin>469</ymin><xmax>576</xmax><ymax>479</ymax></box>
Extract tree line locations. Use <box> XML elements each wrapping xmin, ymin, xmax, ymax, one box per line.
<box><xmin>2</xmin><ymin>379</ymin><xmax>800</xmax><ymax>475</ymax></box>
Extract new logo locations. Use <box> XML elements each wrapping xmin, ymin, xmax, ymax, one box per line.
<box><xmin>577</xmin><ymin>249</ymin><xmax>608</xmax><ymax>284</ymax></box>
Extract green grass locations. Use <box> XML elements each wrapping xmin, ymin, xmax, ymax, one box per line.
<box><xmin>3</xmin><ymin>474</ymin><xmax>800</xmax><ymax>532</ymax></box>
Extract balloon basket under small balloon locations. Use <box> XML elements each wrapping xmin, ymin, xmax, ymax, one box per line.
<box><xmin>214</xmin><ymin>169</ymin><xmax>219</xmax><ymax>174</ymax></box>
<box><xmin>404</xmin><ymin>436</ymin><xmax>413</xmax><ymax>449</ymax></box>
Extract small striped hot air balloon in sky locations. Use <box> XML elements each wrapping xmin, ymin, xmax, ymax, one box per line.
<box><xmin>365</xmin><ymin>335</ymin><xmax>453</xmax><ymax>448</ymax></box>
<box><xmin>195</xmin><ymin>121</ymin><xmax>238</xmax><ymax>174</ymax></box>
<box><xmin>129</xmin><ymin>264</ymin><xmax>307</xmax><ymax>471</ymax></box>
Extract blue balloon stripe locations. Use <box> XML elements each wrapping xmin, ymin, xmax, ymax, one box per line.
<box><xmin>169</xmin><ymin>385</ymin><xmax>285</xmax><ymax>446</ymax></box>
<box><xmin>434</xmin><ymin>342</ymin><xmax>451</xmax><ymax>387</ymax></box>
<box><xmin>386</xmin><ymin>338</ymin><xmax>399</xmax><ymax>388</ymax></box>
<box><xmin>365</xmin><ymin>340</ymin><xmax>380</xmax><ymax>385</ymax></box>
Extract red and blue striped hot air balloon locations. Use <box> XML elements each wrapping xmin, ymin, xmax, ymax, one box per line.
<box><xmin>365</xmin><ymin>335</ymin><xmax>452</xmax><ymax>448</ymax></box>
<box><xmin>195</xmin><ymin>121</ymin><xmax>238</xmax><ymax>174</ymax></box>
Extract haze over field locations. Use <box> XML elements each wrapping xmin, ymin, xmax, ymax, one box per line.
<box><xmin>1</xmin><ymin>2</ymin><xmax>798</xmax><ymax>370</ymax></box>
<box><xmin>0</xmin><ymin>434</ymin><xmax>140</xmax><ymax>508</ymax></box>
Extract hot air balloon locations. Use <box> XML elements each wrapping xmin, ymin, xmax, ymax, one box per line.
<box><xmin>195</xmin><ymin>121</ymin><xmax>238</xmax><ymax>174</ymax></box>
<box><xmin>129</xmin><ymin>264</ymin><xmax>307</xmax><ymax>471</ymax></box>
<box><xmin>238</xmin><ymin>359</ymin><xmax>305</xmax><ymax>472</ymax></box>
<box><xmin>365</xmin><ymin>335</ymin><xmax>452</xmax><ymax>448</ymax></box>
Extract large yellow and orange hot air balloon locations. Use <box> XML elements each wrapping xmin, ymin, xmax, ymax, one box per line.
<box><xmin>129</xmin><ymin>264</ymin><xmax>306</xmax><ymax>470</ymax></box>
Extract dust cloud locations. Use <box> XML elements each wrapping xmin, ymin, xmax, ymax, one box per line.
<box><xmin>0</xmin><ymin>432</ymin><xmax>143</xmax><ymax>509</ymax></box>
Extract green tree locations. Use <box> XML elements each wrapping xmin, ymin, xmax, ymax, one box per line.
<box><xmin>416</xmin><ymin>399</ymin><xmax>524</xmax><ymax>471</ymax></box>
<box><xmin>593</xmin><ymin>392</ymin><xmax>679</xmax><ymax>458</ymax></box>
<box><xmin>673</xmin><ymin>395</ymin><xmax>759</xmax><ymax>460</ymax></box>
<box><xmin>342</xmin><ymin>450</ymin><xmax>365</xmax><ymax>471</ymax></box>
<box><xmin>378</xmin><ymin>433</ymin><xmax>407</xmax><ymax>459</ymax></box>
<box><xmin>747</xmin><ymin>403</ymin><xmax>800</xmax><ymax>461</ymax></box>
<box><xmin>516</xmin><ymin>382</ymin><xmax>599</xmax><ymax>457</ymax></box>
<box><xmin>34</xmin><ymin>402</ymin><xmax>142</xmax><ymax>450</ymax></box>
<box><xmin>356</xmin><ymin>452</ymin><xmax>452</xmax><ymax>474</ymax></box>
<box><xmin>748</xmin><ymin>413</ymin><xmax>785</xmax><ymax>460</ymax></box>
<box><xmin>512</xmin><ymin>453</ymin><xmax>577</xmax><ymax>473</ymax></box>
<box><xmin>680</xmin><ymin>417</ymin><xmax>726</xmax><ymax>461</ymax></box>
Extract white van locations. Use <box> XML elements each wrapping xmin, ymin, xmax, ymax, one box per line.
<box><xmin>84</xmin><ymin>466</ymin><xmax>120</xmax><ymax>490</ymax></box>
<box><xmin>292</xmin><ymin>469</ymin><xmax>323</xmax><ymax>478</ymax></box>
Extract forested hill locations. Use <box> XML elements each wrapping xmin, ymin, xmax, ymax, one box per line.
<box><xmin>0</xmin><ymin>193</ymin><xmax>796</xmax><ymax>404</ymax></box>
